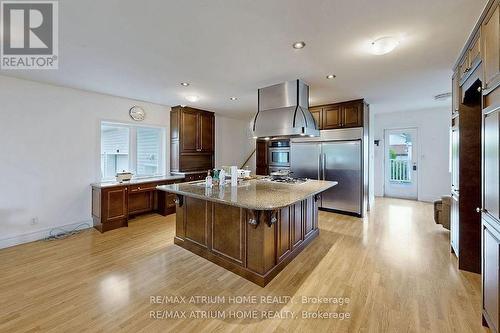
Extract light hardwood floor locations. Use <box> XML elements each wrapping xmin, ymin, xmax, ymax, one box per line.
<box><xmin>0</xmin><ymin>198</ymin><xmax>487</xmax><ymax>332</ymax></box>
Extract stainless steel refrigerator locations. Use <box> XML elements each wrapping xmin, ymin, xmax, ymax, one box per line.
<box><xmin>290</xmin><ymin>129</ymin><xmax>365</xmax><ymax>217</ymax></box>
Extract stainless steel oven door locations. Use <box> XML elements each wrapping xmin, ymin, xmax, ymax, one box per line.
<box><xmin>269</xmin><ymin>147</ymin><xmax>290</xmax><ymax>167</ymax></box>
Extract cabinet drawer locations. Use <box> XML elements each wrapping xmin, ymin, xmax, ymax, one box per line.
<box><xmin>129</xmin><ymin>183</ymin><xmax>157</xmax><ymax>193</ymax></box>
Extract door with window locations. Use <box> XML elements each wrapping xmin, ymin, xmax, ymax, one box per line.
<box><xmin>384</xmin><ymin>128</ymin><xmax>418</xmax><ymax>199</ymax></box>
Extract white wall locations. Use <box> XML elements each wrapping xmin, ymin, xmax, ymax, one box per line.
<box><xmin>0</xmin><ymin>76</ymin><xmax>171</xmax><ymax>247</ymax></box>
<box><xmin>373</xmin><ymin>107</ymin><xmax>451</xmax><ymax>202</ymax></box>
<box><xmin>215</xmin><ymin>115</ymin><xmax>255</xmax><ymax>171</ymax></box>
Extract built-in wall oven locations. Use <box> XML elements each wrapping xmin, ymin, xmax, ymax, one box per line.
<box><xmin>268</xmin><ymin>140</ymin><xmax>290</xmax><ymax>168</ymax></box>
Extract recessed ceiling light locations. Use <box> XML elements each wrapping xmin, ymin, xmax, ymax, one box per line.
<box><xmin>229</xmin><ymin>97</ymin><xmax>238</xmax><ymax>101</ymax></box>
<box><xmin>292</xmin><ymin>41</ymin><xmax>306</xmax><ymax>49</ymax></box>
<box><xmin>185</xmin><ymin>95</ymin><xmax>199</xmax><ymax>103</ymax></box>
<box><xmin>370</xmin><ymin>37</ymin><xmax>399</xmax><ymax>55</ymax></box>
<box><xmin>326</xmin><ymin>74</ymin><xmax>336</xmax><ymax>79</ymax></box>
<box><xmin>180</xmin><ymin>82</ymin><xmax>190</xmax><ymax>87</ymax></box>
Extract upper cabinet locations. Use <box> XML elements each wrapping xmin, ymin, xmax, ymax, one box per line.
<box><xmin>311</xmin><ymin>99</ymin><xmax>367</xmax><ymax>130</ymax></box>
<box><xmin>309</xmin><ymin>107</ymin><xmax>322</xmax><ymax>130</ymax></box>
<box><xmin>170</xmin><ymin>106</ymin><xmax>215</xmax><ymax>172</ymax></box>
<box><xmin>452</xmin><ymin>70</ymin><xmax>460</xmax><ymax>115</ymax></box>
<box><xmin>483</xmin><ymin>3</ymin><xmax>500</xmax><ymax>91</ymax></box>
<box><xmin>459</xmin><ymin>31</ymin><xmax>482</xmax><ymax>85</ymax></box>
<box><xmin>322</xmin><ymin>104</ymin><xmax>343</xmax><ymax>129</ymax></box>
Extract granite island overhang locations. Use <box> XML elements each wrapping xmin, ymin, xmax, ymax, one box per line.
<box><xmin>157</xmin><ymin>179</ymin><xmax>337</xmax><ymax>287</ymax></box>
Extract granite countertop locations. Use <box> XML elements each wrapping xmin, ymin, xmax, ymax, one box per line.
<box><xmin>156</xmin><ymin>179</ymin><xmax>337</xmax><ymax>210</ymax></box>
<box><xmin>91</xmin><ymin>175</ymin><xmax>185</xmax><ymax>188</ymax></box>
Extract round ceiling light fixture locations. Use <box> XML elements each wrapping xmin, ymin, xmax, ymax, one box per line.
<box><xmin>326</xmin><ymin>74</ymin><xmax>336</xmax><ymax>79</ymax></box>
<box><xmin>180</xmin><ymin>82</ymin><xmax>190</xmax><ymax>87</ymax></box>
<box><xmin>370</xmin><ymin>36</ymin><xmax>399</xmax><ymax>55</ymax></box>
<box><xmin>185</xmin><ymin>95</ymin><xmax>199</xmax><ymax>103</ymax></box>
<box><xmin>292</xmin><ymin>41</ymin><xmax>306</xmax><ymax>49</ymax></box>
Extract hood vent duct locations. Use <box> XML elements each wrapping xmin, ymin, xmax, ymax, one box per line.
<box><xmin>252</xmin><ymin>79</ymin><xmax>320</xmax><ymax>139</ymax></box>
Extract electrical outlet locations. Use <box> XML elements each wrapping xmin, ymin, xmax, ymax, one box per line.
<box><xmin>31</xmin><ymin>217</ymin><xmax>39</xmax><ymax>225</ymax></box>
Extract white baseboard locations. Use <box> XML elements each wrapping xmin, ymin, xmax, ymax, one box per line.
<box><xmin>0</xmin><ymin>219</ymin><xmax>93</xmax><ymax>250</ymax></box>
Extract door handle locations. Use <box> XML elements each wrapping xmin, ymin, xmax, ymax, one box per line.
<box><xmin>318</xmin><ymin>153</ymin><xmax>322</xmax><ymax>180</ymax></box>
<box><xmin>322</xmin><ymin>153</ymin><xmax>326</xmax><ymax>180</ymax></box>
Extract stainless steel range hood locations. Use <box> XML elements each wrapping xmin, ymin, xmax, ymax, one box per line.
<box><xmin>252</xmin><ymin>80</ymin><xmax>320</xmax><ymax>138</ymax></box>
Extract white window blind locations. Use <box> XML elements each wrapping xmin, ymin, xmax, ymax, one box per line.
<box><xmin>100</xmin><ymin>122</ymin><xmax>165</xmax><ymax>180</ymax></box>
<box><xmin>136</xmin><ymin>127</ymin><xmax>162</xmax><ymax>177</ymax></box>
<box><xmin>101</xmin><ymin>125</ymin><xmax>130</xmax><ymax>180</ymax></box>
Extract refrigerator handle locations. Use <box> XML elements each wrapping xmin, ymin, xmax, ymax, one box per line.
<box><xmin>322</xmin><ymin>153</ymin><xmax>326</xmax><ymax>180</ymax></box>
<box><xmin>318</xmin><ymin>153</ymin><xmax>322</xmax><ymax>180</ymax></box>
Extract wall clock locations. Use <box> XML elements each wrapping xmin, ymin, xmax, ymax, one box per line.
<box><xmin>129</xmin><ymin>106</ymin><xmax>145</xmax><ymax>121</ymax></box>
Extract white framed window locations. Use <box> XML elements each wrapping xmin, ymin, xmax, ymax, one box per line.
<box><xmin>100</xmin><ymin>122</ymin><xmax>166</xmax><ymax>180</ymax></box>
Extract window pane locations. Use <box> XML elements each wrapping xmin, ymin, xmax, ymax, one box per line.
<box><xmin>137</xmin><ymin>127</ymin><xmax>162</xmax><ymax>176</ymax></box>
<box><xmin>101</xmin><ymin>125</ymin><xmax>130</xmax><ymax>180</ymax></box>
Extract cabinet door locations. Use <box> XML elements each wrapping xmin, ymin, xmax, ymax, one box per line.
<box><xmin>309</xmin><ymin>107</ymin><xmax>322</xmax><ymax>130</ymax></box>
<box><xmin>342</xmin><ymin>102</ymin><xmax>363</xmax><ymax>128</ymax></box>
<box><xmin>483</xmin><ymin>221</ymin><xmax>499</xmax><ymax>332</ymax></box>
<box><xmin>105</xmin><ymin>187</ymin><xmax>128</xmax><ymax>222</ymax></box>
<box><xmin>322</xmin><ymin>104</ymin><xmax>342</xmax><ymax>129</ymax></box>
<box><xmin>198</xmin><ymin>112</ymin><xmax>214</xmax><ymax>152</ymax></box>
<box><xmin>458</xmin><ymin>54</ymin><xmax>470</xmax><ymax>84</ymax></box>
<box><xmin>256</xmin><ymin>140</ymin><xmax>268</xmax><ymax>175</ymax></box>
<box><xmin>450</xmin><ymin>194</ymin><xmax>460</xmax><ymax>255</ymax></box>
<box><xmin>128</xmin><ymin>191</ymin><xmax>153</xmax><ymax>215</ymax></box>
<box><xmin>452</xmin><ymin>72</ymin><xmax>460</xmax><ymax>114</ymax></box>
<box><xmin>180</xmin><ymin>109</ymin><xmax>199</xmax><ymax>152</ymax></box>
<box><xmin>484</xmin><ymin>109</ymin><xmax>499</xmax><ymax>221</ymax></box>
<box><xmin>483</xmin><ymin>4</ymin><xmax>500</xmax><ymax>90</ymax></box>
<box><xmin>469</xmin><ymin>32</ymin><xmax>481</xmax><ymax>69</ymax></box>
<box><xmin>451</xmin><ymin>121</ymin><xmax>460</xmax><ymax>191</ymax></box>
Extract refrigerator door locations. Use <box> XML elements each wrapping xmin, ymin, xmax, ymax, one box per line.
<box><xmin>290</xmin><ymin>142</ymin><xmax>321</xmax><ymax>180</ymax></box>
<box><xmin>321</xmin><ymin>140</ymin><xmax>362</xmax><ymax>214</ymax></box>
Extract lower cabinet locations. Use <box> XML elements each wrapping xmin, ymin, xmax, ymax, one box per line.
<box><xmin>91</xmin><ymin>178</ymin><xmax>183</xmax><ymax>232</ymax></box>
<box><xmin>450</xmin><ymin>193</ymin><xmax>460</xmax><ymax>255</ymax></box>
<box><xmin>483</xmin><ymin>217</ymin><xmax>500</xmax><ymax>332</ymax></box>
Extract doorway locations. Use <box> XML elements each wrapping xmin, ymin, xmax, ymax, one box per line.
<box><xmin>384</xmin><ymin>128</ymin><xmax>418</xmax><ymax>199</ymax></box>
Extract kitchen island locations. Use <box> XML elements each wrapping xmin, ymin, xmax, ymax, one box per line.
<box><xmin>157</xmin><ymin>178</ymin><xmax>336</xmax><ymax>286</ymax></box>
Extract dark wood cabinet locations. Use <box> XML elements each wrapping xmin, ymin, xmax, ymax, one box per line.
<box><xmin>452</xmin><ymin>71</ymin><xmax>460</xmax><ymax>115</ymax></box>
<box><xmin>482</xmin><ymin>103</ymin><xmax>500</xmax><ymax>331</ymax></box>
<box><xmin>309</xmin><ymin>107</ymin><xmax>322</xmax><ymax>129</ymax></box>
<box><xmin>255</xmin><ymin>139</ymin><xmax>268</xmax><ymax>175</ymax></box>
<box><xmin>91</xmin><ymin>178</ymin><xmax>183</xmax><ymax>232</ymax></box>
<box><xmin>311</xmin><ymin>99</ymin><xmax>367</xmax><ymax>130</ymax></box>
<box><xmin>483</xmin><ymin>217</ymin><xmax>500</xmax><ymax>332</ymax></box>
<box><xmin>171</xmin><ymin>106</ymin><xmax>215</xmax><ymax>173</ymax></box>
<box><xmin>180</xmin><ymin>109</ymin><xmax>199</xmax><ymax>152</ymax></box>
<box><xmin>322</xmin><ymin>104</ymin><xmax>342</xmax><ymax>129</ymax></box>
<box><xmin>343</xmin><ymin>101</ymin><xmax>363</xmax><ymax>127</ymax></box>
<box><xmin>483</xmin><ymin>2</ymin><xmax>500</xmax><ymax>92</ymax></box>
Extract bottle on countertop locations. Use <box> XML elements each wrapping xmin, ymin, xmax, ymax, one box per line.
<box><xmin>205</xmin><ymin>170</ymin><xmax>212</xmax><ymax>188</ymax></box>
<box><xmin>219</xmin><ymin>169</ymin><xmax>226</xmax><ymax>186</ymax></box>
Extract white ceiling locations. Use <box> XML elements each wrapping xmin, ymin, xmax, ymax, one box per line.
<box><xmin>1</xmin><ymin>0</ymin><xmax>488</xmax><ymax>119</ymax></box>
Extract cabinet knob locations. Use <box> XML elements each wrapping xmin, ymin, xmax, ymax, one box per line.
<box><xmin>476</xmin><ymin>207</ymin><xmax>484</xmax><ymax>213</ymax></box>
<box><xmin>138</xmin><ymin>186</ymin><xmax>141</xmax><ymax>190</ymax></box>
